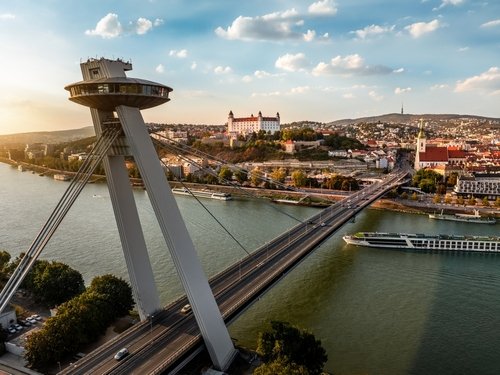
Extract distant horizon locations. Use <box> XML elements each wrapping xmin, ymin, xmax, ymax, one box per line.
<box><xmin>1</xmin><ymin>1</ymin><xmax>499</xmax><ymax>135</ymax></box>
<box><xmin>1</xmin><ymin>111</ymin><xmax>498</xmax><ymax>138</ymax></box>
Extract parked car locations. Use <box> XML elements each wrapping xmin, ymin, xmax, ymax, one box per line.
<box><xmin>114</xmin><ymin>348</ymin><xmax>129</xmax><ymax>361</ymax></box>
<box><xmin>13</xmin><ymin>324</ymin><xmax>23</xmax><ymax>331</ymax></box>
<box><xmin>8</xmin><ymin>326</ymin><xmax>16</xmax><ymax>334</ymax></box>
<box><xmin>31</xmin><ymin>314</ymin><xmax>42</xmax><ymax>321</ymax></box>
<box><xmin>20</xmin><ymin>320</ymin><xmax>31</xmax><ymax>327</ymax></box>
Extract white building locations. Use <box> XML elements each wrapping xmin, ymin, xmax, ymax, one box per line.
<box><xmin>227</xmin><ymin>110</ymin><xmax>280</xmax><ymax>138</ymax></box>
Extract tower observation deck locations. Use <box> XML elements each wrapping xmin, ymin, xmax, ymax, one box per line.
<box><xmin>64</xmin><ymin>57</ymin><xmax>236</xmax><ymax>371</ymax></box>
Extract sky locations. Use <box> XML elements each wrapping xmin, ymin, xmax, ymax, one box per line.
<box><xmin>0</xmin><ymin>0</ymin><xmax>499</xmax><ymax>135</ymax></box>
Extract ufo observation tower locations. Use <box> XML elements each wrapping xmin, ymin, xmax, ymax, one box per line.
<box><xmin>64</xmin><ymin>58</ymin><xmax>236</xmax><ymax>370</ymax></box>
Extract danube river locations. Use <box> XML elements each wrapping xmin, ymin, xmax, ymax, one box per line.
<box><xmin>1</xmin><ymin>163</ymin><xmax>500</xmax><ymax>375</ymax></box>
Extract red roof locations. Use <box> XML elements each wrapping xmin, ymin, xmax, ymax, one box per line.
<box><xmin>448</xmin><ymin>150</ymin><xmax>467</xmax><ymax>158</ymax></box>
<box><xmin>419</xmin><ymin>147</ymin><xmax>448</xmax><ymax>162</ymax></box>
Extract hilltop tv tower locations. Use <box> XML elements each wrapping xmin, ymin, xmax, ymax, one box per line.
<box><xmin>65</xmin><ymin>58</ymin><xmax>235</xmax><ymax>370</ymax></box>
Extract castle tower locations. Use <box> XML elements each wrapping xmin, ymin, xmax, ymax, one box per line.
<box><xmin>65</xmin><ymin>58</ymin><xmax>235</xmax><ymax>370</ymax></box>
<box><xmin>414</xmin><ymin>118</ymin><xmax>426</xmax><ymax>170</ymax></box>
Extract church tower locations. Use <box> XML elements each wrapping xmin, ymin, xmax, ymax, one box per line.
<box><xmin>414</xmin><ymin>119</ymin><xmax>426</xmax><ymax>170</ymax></box>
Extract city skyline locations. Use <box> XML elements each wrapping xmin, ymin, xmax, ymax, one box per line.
<box><xmin>1</xmin><ymin>0</ymin><xmax>499</xmax><ymax>135</ymax></box>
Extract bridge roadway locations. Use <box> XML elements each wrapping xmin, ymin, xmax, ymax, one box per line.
<box><xmin>61</xmin><ymin>169</ymin><xmax>408</xmax><ymax>375</ymax></box>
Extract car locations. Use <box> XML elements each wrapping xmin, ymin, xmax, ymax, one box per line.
<box><xmin>8</xmin><ymin>326</ymin><xmax>16</xmax><ymax>334</ymax></box>
<box><xmin>31</xmin><ymin>314</ymin><xmax>42</xmax><ymax>321</ymax></box>
<box><xmin>320</xmin><ymin>223</ymin><xmax>326</xmax><ymax>227</ymax></box>
<box><xmin>27</xmin><ymin>317</ymin><xmax>37</xmax><ymax>324</ymax></box>
<box><xmin>20</xmin><ymin>320</ymin><xmax>31</xmax><ymax>327</ymax></box>
<box><xmin>180</xmin><ymin>304</ymin><xmax>192</xmax><ymax>314</ymax></box>
<box><xmin>114</xmin><ymin>348</ymin><xmax>129</xmax><ymax>361</ymax></box>
<box><xmin>14</xmin><ymin>324</ymin><xmax>23</xmax><ymax>331</ymax></box>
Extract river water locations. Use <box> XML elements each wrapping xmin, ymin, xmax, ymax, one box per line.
<box><xmin>1</xmin><ymin>162</ymin><xmax>500</xmax><ymax>375</ymax></box>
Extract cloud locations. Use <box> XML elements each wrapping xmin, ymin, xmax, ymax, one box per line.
<box><xmin>481</xmin><ymin>19</ymin><xmax>500</xmax><ymax>28</ymax></box>
<box><xmin>251</xmin><ymin>91</ymin><xmax>282</xmax><ymax>97</ymax></box>
<box><xmin>435</xmin><ymin>0</ymin><xmax>464</xmax><ymax>9</ymax></box>
<box><xmin>369</xmin><ymin>90</ymin><xmax>384</xmax><ymax>101</ymax></box>
<box><xmin>85</xmin><ymin>13</ymin><xmax>123</xmax><ymax>38</ymax></box>
<box><xmin>169</xmin><ymin>49</ymin><xmax>188</xmax><ymax>58</ymax></box>
<box><xmin>458</xmin><ymin>46</ymin><xmax>469</xmax><ymax>52</ymax></box>
<box><xmin>215</xmin><ymin>9</ymin><xmax>304</xmax><ymax>41</ymax></box>
<box><xmin>85</xmin><ymin>13</ymin><xmax>160</xmax><ymax>38</ymax></box>
<box><xmin>275</xmin><ymin>53</ymin><xmax>309</xmax><ymax>72</ymax></box>
<box><xmin>308</xmin><ymin>0</ymin><xmax>338</xmax><ymax>15</ymax></box>
<box><xmin>252</xmin><ymin>86</ymin><xmax>310</xmax><ymax>97</ymax></box>
<box><xmin>154</xmin><ymin>18</ymin><xmax>164</xmax><ymax>27</ymax></box>
<box><xmin>395</xmin><ymin>87</ymin><xmax>412</xmax><ymax>94</ymax></box>
<box><xmin>214</xmin><ymin>66</ymin><xmax>232</xmax><ymax>75</ymax></box>
<box><xmin>430</xmin><ymin>84</ymin><xmax>449</xmax><ymax>90</ymax></box>
<box><xmin>353</xmin><ymin>24</ymin><xmax>395</xmax><ymax>39</ymax></box>
<box><xmin>242</xmin><ymin>75</ymin><xmax>252</xmax><ymax>83</ymax></box>
<box><xmin>303</xmin><ymin>29</ymin><xmax>316</xmax><ymax>41</ymax></box>
<box><xmin>0</xmin><ymin>13</ymin><xmax>15</xmax><ymax>20</ymax></box>
<box><xmin>393</xmin><ymin>68</ymin><xmax>405</xmax><ymax>73</ymax></box>
<box><xmin>312</xmin><ymin>54</ymin><xmax>392</xmax><ymax>76</ymax></box>
<box><xmin>155</xmin><ymin>64</ymin><xmax>165</xmax><ymax>73</ymax></box>
<box><xmin>190</xmin><ymin>62</ymin><xmax>197</xmax><ymax>70</ymax></box>
<box><xmin>290</xmin><ymin>86</ymin><xmax>310</xmax><ymax>94</ymax></box>
<box><xmin>405</xmin><ymin>19</ymin><xmax>440</xmax><ymax>38</ymax></box>
<box><xmin>343</xmin><ymin>93</ymin><xmax>355</xmax><ymax>99</ymax></box>
<box><xmin>455</xmin><ymin>67</ymin><xmax>500</xmax><ymax>94</ymax></box>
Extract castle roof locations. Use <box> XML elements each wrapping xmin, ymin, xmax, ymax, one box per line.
<box><xmin>419</xmin><ymin>147</ymin><xmax>448</xmax><ymax>162</ymax></box>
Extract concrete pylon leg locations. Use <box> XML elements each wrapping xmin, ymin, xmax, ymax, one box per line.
<box><xmin>116</xmin><ymin>105</ymin><xmax>236</xmax><ymax>370</ymax></box>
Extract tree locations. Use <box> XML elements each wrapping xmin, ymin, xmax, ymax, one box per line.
<box><xmin>234</xmin><ymin>169</ymin><xmax>248</xmax><ymax>184</ymax></box>
<box><xmin>256</xmin><ymin>321</ymin><xmax>327</xmax><ymax>375</ymax></box>
<box><xmin>444</xmin><ymin>195</ymin><xmax>453</xmax><ymax>204</ymax></box>
<box><xmin>482</xmin><ymin>197</ymin><xmax>490</xmax><ymax>207</ymax></box>
<box><xmin>495</xmin><ymin>197</ymin><xmax>500</xmax><ymax>207</ymax></box>
<box><xmin>250</xmin><ymin>167</ymin><xmax>263</xmax><ymax>186</ymax></box>
<box><xmin>89</xmin><ymin>274</ymin><xmax>134</xmax><ymax>317</ymax></box>
<box><xmin>457</xmin><ymin>196</ymin><xmax>465</xmax><ymax>205</ymax></box>
<box><xmin>433</xmin><ymin>194</ymin><xmax>442</xmax><ymax>204</ymax></box>
<box><xmin>291</xmin><ymin>170</ymin><xmax>307</xmax><ymax>188</ymax></box>
<box><xmin>270</xmin><ymin>168</ymin><xmax>287</xmax><ymax>184</ymax></box>
<box><xmin>411</xmin><ymin>192</ymin><xmax>418</xmax><ymax>201</ymax></box>
<box><xmin>218</xmin><ymin>166</ymin><xmax>233</xmax><ymax>183</ymax></box>
<box><xmin>32</xmin><ymin>262</ymin><xmax>85</xmax><ymax>307</ymax></box>
<box><xmin>400</xmin><ymin>192</ymin><xmax>409</xmax><ymax>200</ymax></box>
<box><xmin>468</xmin><ymin>196</ymin><xmax>477</xmax><ymax>206</ymax></box>
<box><xmin>254</xmin><ymin>358</ymin><xmax>310</xmax><ymax>375</ymax></box>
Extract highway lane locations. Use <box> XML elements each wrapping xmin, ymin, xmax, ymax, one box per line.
<box><xmin>61</xmin><ymin>170</ymin><xmax>408</xmax><ymax>374</ymax></box>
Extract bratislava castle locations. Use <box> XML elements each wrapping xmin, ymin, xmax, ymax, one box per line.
<box><xmin>227</xmin><ymin>110</ymin><xmax>280</xmax><ymax>138</ymax></box>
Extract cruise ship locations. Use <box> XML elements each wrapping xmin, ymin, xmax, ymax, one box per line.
<box><xmin>171</xmin><ymin>187</ymin><xmax>232</xmax><ymax>201</ymax></box>
<box><xmin>343</xmin><ymin>232</ymin><xmax>500</xmax><ymax>253</ymax></box>
<box><xmin>429</xmin><ymin>209</ymin><xmax>496</xmax><ymax>224</ymax></box>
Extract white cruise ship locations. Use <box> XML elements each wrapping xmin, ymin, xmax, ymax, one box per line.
<box><xmin>171</xmin><ymin>187</ymin><xmax>232</xmax><ymax>201</ymax></box>
<box><xmin>343</xmin><ymin>232</ymin><xmax>500</xmax><ymax>253</ymax></box>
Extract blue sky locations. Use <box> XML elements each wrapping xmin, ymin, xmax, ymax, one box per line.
<box><xmin>0</xmin><ymin>0</ymin><xmax>499</xmax><ymax>135</ymax></box>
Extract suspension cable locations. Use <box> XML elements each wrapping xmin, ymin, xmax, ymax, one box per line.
<box><xmin>0</xmin><ymin>126</ymin><xmax>122</xmax><ymax>313</ymax></box>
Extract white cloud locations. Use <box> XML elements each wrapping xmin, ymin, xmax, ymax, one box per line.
<box><xmin>290</xmin><ymin>86</ymin><xmax>310</xmax><ymax>94</ymax></box>
<box><xmin>242</xmin><ymin>75</ymin><xmax>253</xmax><ymax>83</ymax></box>
<box><xmin>303</xmin><ymin>29</ymin><xmax>316</xmax><ymax>41</ymax></box>
<box><xmin>343</xmin><ymin>93</ymin><xmax>355</xmax><ymax>99</ymax></box>
<box><xmin>215</xmin><ymin>9</ymin><xmax>304</xmax><ymax>41</ymax></box>
<box><xmin>154</xmin><ymin>18</ymin><xmax>164</xmax><ymax>27</ymax></box>
<box><xmin>275</xmin><ymin>53</ymin><xmax>309</xmax><ymax>72</ymax></box>
<box><xmin>436</xmin><ymin>0</ymin><xmax>464</xmax><ymax>9</ymax></box>
<box><xmin>458</xmin><ymin>46</ymin><xmax>469</xmax><ymax>52</ymax></box>
<box><xmin>135</xmin><ymin>17</ymin><xmax>153</xmax><ymax>35</ymax></box>
<box><xmin>455</xmin><ymin>67</ymin><xmax>500</xmax><ymax>94</ymax></box>
<box><xmin>214</xmin><ymin>66</ymin><xmax>232</xmax><ymax>75</ymax></box>
<box><xmin>312</xmin><ymin>54</ymin><xmax>392</xmax><ymax>76</ymax></box>
<box><xmin>369</xmin><ymin>90</ymin><xmax>384</xmax><ymax>101</ymax></box>
<box><xmin>353</xmin><ymin>24</ymin><xmax>395</xmax><ymax>39</ymax></box>
<box><xmin>155</xmin><ymin>64</ymin><xmax>165</xmax><ymax>73</ymax></box>
<box><xmin>395</xmin><ymin>87</ymin><xmax>412</xmax><ymax>94</ymax></box>
<box><xmin>169</xmin><ymin>49</ymin><xmax>188</xmax><ymax>58</ymax></box>
<box><xmin>255</xmin><ymin>70</ymin><xmax>271</xmax><ymax>78</ymax></box>
<box><xmin>251</xmin><ymin>91</ymin><xmax>282</xmax><ymax>97</ymax></box>
<box><xmin>85</xmin><ymin>13</ymin><xmax>159</xmax><ymax>38</ymax></box>
<box><xmin>190</xmin><ymin>62</ymin><xmax>197</xmax><ymax>70</ymax></box>
<box><xmin>308</xmin><ymin>0</ymin><xmax>338</xmax><ymax>15</ymax></box>
<box><xmin>405</xmin><ymin>19</ymin><xmax>440</xmax><ymax>38</ymax></box>
<box><xmin>393</xmin><ymin>68</ymin><xmax>405</xmax><ymax>73</ymax></box>
<box><xmin>0</xmin><ymin>13</ymin><xmax>15</xmax><ymax>20</ymax></box>
<box><xmin>85</xmin><ymin>13</ymin><xmax>123</xmax><ymax>38</ymax></box>
<box><xmin>481</xmin><ymin>19</ymin><xmax>500</xmax><ymax>28</ymax></box>
<box><xmin>430</xmin><ymin>84</ymin><xmax>449</xmax><ymax>90</ymax></box>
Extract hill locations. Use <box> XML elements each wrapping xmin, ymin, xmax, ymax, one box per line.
<box><xmin>327</xmin><ymin>113</ymin><xmax>500</xmax><ymax>127</ymax></box>
<box><xmin>0</xmin><ymin>126</ymin><xmax>94</xmax><ymax>145</ymax></box>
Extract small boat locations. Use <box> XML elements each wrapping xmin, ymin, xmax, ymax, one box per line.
<box><xmin>53</xmin><ymin>174</ymin><xmax>71</xmax><ymax>181</ymax></box>
<box><xmin>429</xmin><ymin>209</ymin><xmax>496</xmax><ymax>224</ymax></box>
<box><xmin>172</xmin><ymin>187</ymin><xmax>232</xmax><ymax>201</ymax></box>
<box><xmin>343</xmin><ymin>232</ymin><xmax>500</xmax><ymax>253</ymax></box>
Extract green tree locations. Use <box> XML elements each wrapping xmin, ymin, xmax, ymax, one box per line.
<box><xmin>250</xmin><ymin>167</ymin><xmax>263</xmax><ymax>186</ymax></box>
<box><xmin>433</xmin><ymin>194</ymin><xmax>442</xmax><ymax>204</ymax></box>
<box><xmin>256</xmin><ymin>321</ymin><xmax>327</xmax><ymax>375</ymax></box>
<box><xmin>269</xmin><ymin>168</ymin><xmax>287</xmax><ymax>184</ymax></box>
<box><xmin>291</xmin><ymin>170</ymin><xmax>307</xmax><ymax>187</ymax></box>
<box><xmin>254</xmin><ymin>358</ymin><xmax>310</xmax><ymax>375</ymax></box>
<box><xmin>32</xmin><ymin>262</ymin><xmax>85</xmax><ymax>307</ymax></box>
<box><xmin>89</xmin><ymin>274</ymin><xmax>134</xmax><ymax>317</ymax></box>
<box><xmin>495</xmin><ymin>197</ymin><xmax>500</xmax><ymax>207</ymax></box>
<box><xmin>234</xmin><ymin>169</ymin><xmax>248</xmax><ymax>184</ymax></box>
<box><xmin>457</xmin><ymin>196</ymin><xmax>465</xmax><ymax>205</ymax></box>
<box><xmin>218</xmin><ymin>166</ymin><xmax>233</xmax><ymax>183</ymax></box>
<box><xmin>482</xmin><ymin>197</ymin><xmax>490</xmax><ymax>207</ymax></box>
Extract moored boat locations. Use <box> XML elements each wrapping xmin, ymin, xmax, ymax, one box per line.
<box><xmin>343</xmin><ymin>232</ymin><xmax>500</xmax><ymax>253</ymax></box>
<box><xmin>172</xmin><ymin>187</ymin><xmax>232</xmax><ymax>201</ymax></box>
<box><xmin>429</xmin><ymin>209</ymin><xmax>496</xmax><ymax>224</ymax></box>
<box><xmin>53</xmin><ymin>174</ymin><xmax>71</xmax><ymax>181</ymax></box>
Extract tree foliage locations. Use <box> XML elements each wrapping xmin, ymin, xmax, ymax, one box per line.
<box><xmin>24</xmin><ymin>274</ymin><xmax>134</xmax><ymax>371</ymax></box>
<box><xmin>255</xmin><ymin>321</ymin><xmax>327</xmax><ymax>375</ymax></box>
<box><xmin>412</xmin><ymin>169</ymin><xmax>443</xmax><ymax>193</ymax></box>
<box><xmin>291</xmin><ymin>170</ymin><xmax>307</xmax><ymax>187</ymax></box>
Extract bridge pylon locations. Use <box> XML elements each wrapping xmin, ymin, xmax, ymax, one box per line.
<box><xmin>64</xmin><ymin>58</ymin><xmax>236</xmax><ymax>370</ymax></box>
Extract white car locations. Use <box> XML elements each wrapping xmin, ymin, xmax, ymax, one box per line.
<box><xmin>114</xmin><ymin>348</ymin><xmax>129</xmax><ymax>361</ymax></box>
<box><xmin>180</xmin><ymin>304</ymin><xmax>192</xmax><ymax>314</ymax></box>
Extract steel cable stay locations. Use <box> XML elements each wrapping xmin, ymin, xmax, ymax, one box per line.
<box><xmin>0</xmin><ymin>127</ymin><xmax>122</xmax><ymax>313</ymax></box>
<box><xmin>151</xmin><ymin>137</ymin><xmax>307</xmax><ymax>224</ymax></box>
<box><xmin>150</xmin><ymin>132</ymin><xmax>308</xmax><ymax>195</ymax></box>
